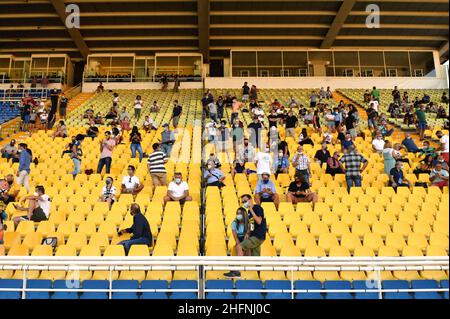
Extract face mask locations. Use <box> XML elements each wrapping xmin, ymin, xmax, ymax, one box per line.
<box><xmin>242</xmin><ymin>201</ymin><xmax>249</xmax><ymax>209</ymax></box>
<box><xmin>263</xmin><ymin>180</ymin><xmax>269</xmax><ymax>184</ymax></box>
<box><xmin>175</xmin><ymin>178</ymin><xmax>181</xmax><ymax>184</ymax></box>
<box><xmin>106</xmin><ymin>180</ymin><xmax>112</xmax><ymax>185</ymax></box>
<box><xmin>278</xmin><ymin>153</ymin><xmax>283</xmax><ymax>157</ymax></box>
<box><xmin>7</xmin><ymin>181</ymin><xmax>13</xmax><ymax>185</ymax></box>
<box><xmin>208</xmin><ymin>165</ymin><xmax>214</xmax><ymax>170</ymax></box>
<box><xmin>236</xmin><ymin>214</ymin><xmax>243</xmax><ymax>221</ymax></box>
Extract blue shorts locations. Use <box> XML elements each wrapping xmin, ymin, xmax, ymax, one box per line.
<box><xmin>418</xmin><ymin>121</ymin><xmax>427</xmax><ymax>130</ymax></box>
<box><xmin>23</xmin><ymin>115</ymin><xmax>30</xmax><ymax>123</ymax></box>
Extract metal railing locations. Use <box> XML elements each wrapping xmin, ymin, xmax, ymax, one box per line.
<box><xmin>0</xmin><ymin>256</ymin><xmax>448</xmax><ymax>299</ymax></box>
<box><xmin>0</xmin><ymin>87</ymin><xmax>52</xmax><ymax>103</ymax></box>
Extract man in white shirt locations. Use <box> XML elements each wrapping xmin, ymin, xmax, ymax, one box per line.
<box><xmin>255</xmin><ymin>143</ymin><xmax>272</xmax><ymax>180</ymax></box>
<box><xmin>164</xmin><ymin>172</ymin><xmax>192</xmax><ymax>205</ymax></box>
<box><xmin>372</xmin><ymin>134</ymin><xmax>385</xmax><ymax>153</ymax></box>
<box><xmin>436</xmin><ymin>131</ymin><xmax>449</xmax><ymax>163</ymax></box>
<box><xmin>292</xmin><ymin>145</ymin><xmax>311</xmax><ymax>184</ymax></box>
<box><xmin>121</xmin><ymin>165</ymin><xmax>144</xmax><ymax>195</ymax></box>
<box><xmin>13</xmin><ymin>185</ymin><xmax>51</xmax><ymax>227</ymax></box>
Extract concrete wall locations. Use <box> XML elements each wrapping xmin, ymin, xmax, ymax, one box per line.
<box><xmin>81</xmin><ymin>81</ymin><xmax>203</xmax><ymax>93</ymax></box>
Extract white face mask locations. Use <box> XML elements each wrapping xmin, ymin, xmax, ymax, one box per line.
<box><xmin>174</xmin><ymin>178</ymin><xmax>181</xmax><ymax>184</ymax></box>
<box><xmin>242</xmin><ymin>201</ymin><xmax>250</xmax><ymax>209</ymax></box>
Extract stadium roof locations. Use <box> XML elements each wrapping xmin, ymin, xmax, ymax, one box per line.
<box><xmin>0</xmin><ymin>0</ymin><xmax>448</xmax><ymax>62</ymax></box>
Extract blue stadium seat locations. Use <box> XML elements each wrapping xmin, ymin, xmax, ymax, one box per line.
<box><xmin>411</xmin><ymin>280</ymin><xmax>442</xmax><ymax>299</ymax></box>
<box><xmin>112</xmin><ymin>280</ymin><xmax>139</xmax><ymax>299</ymax></box>
<box><xmin>206</xmin><ymin>280</ymin><xmax>234</xmax><ymax>299</ymax></box>
<box><xmin>382</xmin><ymin>280</ymin><xmax>412</xmax><ymax>299</ymax></box>
<box><xmin>235</xmin><ymin>280</ymin><xmax>264</xmax><ymax>299</ymax></box>
<box><xmin>141</xmin><ymin>280</ymin><xmax>168</xmax><ymax>299</ymax></box>
<box><xmin>324</xmin><ymin>281</ymin><xmax>353</xmax><ymax>299</ymax></box>
<box><xmin>0</xmin><ymin>279</ymin><xmax>23</xmax><ymax>299</ymax></box>
<box><xmin>440</xmin><ymin>280</ymin><xmax>449</xmax><ymax>299</ymax></box>
<box><xmin>170</xmin><ymin>280</ymin><xmax>198</xmax><ymax>299</ymax></box>
<box><xmin>265</xmin><ymin>280</ymin><xmax>292</xmax><ymax>299</ymax></box>
<box><xmin>26</xmin><ymin>280</ymin><xmax>52</xmax><ymax>299</ymax></box>
<box><xmin>80</xmin><ymin>280</ymin><xmax>109</xmax><ymax>299</ymax></box>
<box><xmin>353</xmin><ymin>280</ymin><xmax>379</xmax><ymax>300</ymax></box>
<box><xmin>52</xmin><ymin>280</ymin><xmax>80</xmax><ymax>299</ymax></box>
<box><xmin>295</xmin><ymin>281</ymin><xmax>323</xmax><ymax>299</ymax></box>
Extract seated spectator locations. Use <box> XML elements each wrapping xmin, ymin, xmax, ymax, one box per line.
<box><xmin>314</xmin><ymin>143</ymin><xmax>331</xmax><ymax>166</ymax></box>
<box><xmin>273</xmin><ymin>150</ymin><xmax>289</xmax><ymax>177</ymax></box>
<box><xmin>164</xmin><ymin>172</ymin><xmax>192</xmax><ymax>205</ymax></box>
<box><xmin>99</xmin><ymin>176</ymin><xmax>116</xmax><ymax>208</ymax></box>
<box><xmin>414</xmin><ymin>154</ymin><xmax>435</xmax><ymax>175</ymax></box>
<box><xmin>86</xmin><ymin>120</ymin><xmax>99</xmax><ymax>140</ymax></box>
<box><xmin>393</xmin><ymin>143</ymin><xmax>411</xmax><ymax>167</ymax></box>
<box><xmin>254</xmin><ymin>173</ymin><xmax>280</xmax><ymax>209</ymax></box>
<box><xmin>287</xmin><ymin>174</ymin><xmax>318</xmax><ymax>208</ymax></box>
<box><xmin>5</xmin><ymin>174</ymin><xmax>20</xmax><ymax>201</ymax></box>
<box><xmin>372</xmin><ymin>133</ymin><xmax>385</xmax><ymax>153</ymax></box>
<box><xmin>436</xmin><ymin>105</ymin><xmax>447</xmax><ymax>119</ymax></box>
<box><xmin>13</xmin><ymin>185</ymin><xmax>50</xmax><ymax>228</ymax></box>
<box><xmin>298</xmin><ymin>128</ymin><xmax>314</xmax><ymax>146</ymax></box>
<box><xmin>52</xmin><ymin>120</ymin><xmax>67</xmax><ymax>139</ymax></box>
<box><xmin>326</xmin><ymin>152</ymin><xmax>344</xmax><ymax>176</ymax></box>
<box><xmin>430</xmin><ymin>162</ymin><xmax>449</xmax><ymax>187</ymax></box>
<box><xmin>105</xmin><ymin>107</ymin><xmax>118</xmax><ymax>120</ymax></box>
<box><xmin>150</xmin><ymin>101</ymin><xmax>159</xmax><ymax>113</ymax></box>
<box><xmin>342</xmin><ymin>133</ymin><xmax>355</xmax><ymax>152</ymax></box>
<box><xmin>143</xmin><ymin>116</ymin><xmax>157</xmax><ymax>132</ymax></box>
<box><xmin>389</xmin><ymin>161</ymin><xmax>411</xmax><ymax>189</ymax></box>
<box><xmin>441</xmin><ymin>92</ymin><xmax>449</xmax><ymax>104</ymax></box>
<box><xmin>1</xmin><ymin>139</ymin><xmax>17</xmax><ymax>161</ymax></box>
<box><xmin>121</xmin><ymin>116</ymin><xmax>131</xmax><ymax>131</ymax></box>
<box><xmin>419</xmin><ymin>141</ymin><xmax>437</xmax><ymax>159</ymax></box>
<box><xmin>322</xmin><ymin>129</ymin><xmax>334</xmax><ymax>145</ymax></box>
<box><xmin>401</xmin><ymin>133</ymin><xmax>420</xmax><ymax>153</ymax></box>
<box><xmin>121</xmin><ymin>165</ymin><xmax>144</xmax><ymax>195</ymax></box>
<box><xmin>230</xmin><ymin>207</ymin><xmax>250</xmax><ymax>256</ymax></box>
<box><xmin>94</xmin><ymin>113</ymin><xmax>104</xmax><ymax>125</ymax></box>
<box><xmin>207</xmin><ymin>153</ymin><xmax>222</xmax><ymax>168</ymax></box>
<box><xmin>204</xmin><ymin>161</ymin><xmax>226</xmax><ymax>188</ymax></box>
<box><xmin>433</xmin><ymin>154</ymin><xmax>449</xmax><ymax>172</ymax></box>
<box><xmin>118</xmin><ymin>203</ymin><xmax>152</xmax><ymax>255</ymax></box>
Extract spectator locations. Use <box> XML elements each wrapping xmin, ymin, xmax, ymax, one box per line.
<box><xmin>372</xmin><ymin>133</ymin><xmax>385</xmax><ymax>153</ymax></box>
<box><xmin>143</xmin><ymin>116</ymin><xmax>157</xmax><ymax>132</ymax></box>
<box><xmin>133</xmin><ymin>95</ymin><xmax>143</xmax><ymax>119</ymax></box>
<box><xmin>383</xmin><ymin>141</ymin><xmax>396</xmax><ymax>175</ymax></box>
<box><xmin>207</xmin><ymin>153</ymin><xmax>222</xmax><ymax>168</ymax></box>
<box><xmin>415</xmin><ymin>105</ymin><xmax>427</xmax><ymax>140</ymax></box>
<box><xmin>13</xmin><ymin>185</ymin><xmax>50</xmax><ymax>228</ymax></box>
<box><xmin>255</xmin><ymin>143</ymin><xmax>272</xmax><ymax>180</ymax></box>
<box><xmin>242</xmin><ymin>82</ymin><xmax>250</xmax><ymax>103</ymax></box>
<box><xmin>249</xmin><ymin>85</ymin><xmax>258</xmax><ymax>101</ymax></box>
<box><xmin>292</xmin><ymin>145</ymin><xmax>311</xmax><ymax>184</ymax></box>
<box><xmin>287</xmin><ymin>174</ymin><xmax>318</xmax><ymax>208</ymax></box>
<box><xmin>392</xmin><ymin>143</ymin><xmax>411</xmax><ymax>167</ymax></box>
<box><xmin>160</xmin><ymin>123</ymin><xmax>176</xmax><ymax>157</ymax></box>
<box><xmin>52</xmin><ymin>120</ymin><xmax>67</xmax><ymax>140</ymax></box>
<box><xmin>441</xmin><ymin>92</ymin><xmax>449</xmax><ymax>104</ymax></box>
<box><xmin>419</xmin><ymin>141</ymin><xmax>437</xmax><ymax>159</ymax></box>
<box><xmin>5</xmin><ymin>174</ymin><xmax>20</xmax><ymax>201</ymax></box>
<box><xmin>121</xmin><ymin>116</ymin><xmax>131</xmax><ymax>132</ymax></box>
<box><xmin>436</xmin><ymin>105</ymin><xmax>447</xmax><ymax>119</ymax></box>
<box><xmin>285</xmin><ymin>109</ymin><xmax>298</xmax><ymax>138</ymax></box>
<box><xmin>433</xmin><ymin>154</ymin><xmax>449</xmax><ymax>172</ymax></box>
<box><xmin>173</xmin><ymin>75</ymin><xmax>180</xmax><ymax>92</ymax></box>
<box><xmin>310</xmin><ymin>91</ymin><xmax>318</xmax><ymax>108</ymax></box>
<box><xmin>248</xmin><ymin>117</ymin><xmax>263</xmax><ymax>149</ymax></box>
<box><xmin>147</xmin><ymin>143</ymin><xmax>168</xmax><ymax>187</ymax></box>
<box><xmin>230</xmin><ymin>207</ymin><xmax>250</xmax><ymax>256</ymax></box>
<box><xmin>96</xmin><ymin>82</ymin><xmax>104</xmax><ymax>93</ymax></box>
<box><xmin>121</xmin><ymin>165</ymin><xmax>144</xmax><ymax>195</ymax></box>
<box><xmin>16</xmin><ymin>143</ymin><xmax>32</xmax><ymax>192</ymax></box>
<box><xmin>224</xmin><ymin>194</ymin><xmax>266</xmax><ymax>278</ymax></box>
<box><xmin>99</xmin><ymin>176</ymin><xmax>116</xmax><ymax>208</ymax></box>
<box><xmin>119</xmin><ymin>107</ymin><xmax>130</xmax><ymax>123</ymax></box>
<box><xmin>371</xmin><ymin>86</ymin><xmax>380</xmax><ymax>101</ymax></box>
<box><xmin>208</xmin><ymin>100</ymin><xmax>218</xmax><ymax>123</ymax></box>
<box><xmin>298</xmin><ymin>128</ymin><xmax>314</xmax><ymax>146</ymax></box>
<box><xmin>322</xmin><ymin>129</ymin><xmax>334</xmax><ymax>145</ymax></box>
<box><xmin>150</xmin><ymin>101</ymin><xmax>159</xmax><ymax>113</ymax></box>
<box><xmin>436</xmin><ymin>131</ymin><xmax>449</xmax><ymax>163</ymax></box>
<box><xmin>254</xmin><ymin>173</ymin><xmax>280</xmax><ymax>209</ymax></box>
<box><xmin>339</xmin><ymin>145</ymin><xmax>369</xmax><ymax>190</ymax></box>
<box><xmin>314</xmin><ymin>143</ymin><xmax>331</xmax><ymax>166</ymax></box>
<box><xmin>401</xmin><ymin>133</ymin><xmax>420</xmax><ymax>153</ymax></box>
<box><xmin>130</xmin><ymin>126</ymin><xmax>143</xmax><ymax>162</ymax></box>
<box><xmin>342</xmin><ymin>133</ymin><xmax>354</xmax><ymax>152</ymax></box>
<box><xmin>118</xmin><ymin>204</ymin><xmax>152</xmax><ymax>255</ymax></box>
<box><xmin>367</xmin><ymin>104</ymin><xmax>378</xmax><ymax>130</ymax></box>
<box><xmin>273</xmin><ymin>150</ymin><xmax>289</xmax><ymax>177</ymax></box>
<box><xmin>430</xmin><ymin>162</ymin><xmax>449</xmax><ymax>187</ymax></box>
<box><xmin>86</xmin><ymin>119</ymin><xmax>99</xmax><ymax>139</ymax></box>
<box><xmin>389</xmin><ymin>161</ymin><xmax>411</xmax><ymax>189</ymax></box>
<box><xmin>326</xmin><ymin>152</ymin><xmax>344</xmax><ymax>176</ymax></box>
<box><xmin>216</xmin><ymin>96</ymin><xmax>225</xmax><ymax>120</ymax></box>
<box><xmin>204</xmin><ymin>161</ymin><xmax>226</xmax><ymax>188</ymax></box>
<box><xmin>1</xmin><ymin>139</ymin><xmax>17</xmax><ymax>161</ymax></box>
<box><xmin>97</xmin><ymin>131</ymin><xmax>116</xmax><ymax>174</ymax></box>
<box><xmin>345</xmin><ymin>109</ymin><xmax>357</xmax><ymax>139</ymax></box>
<box><xmin>164</xmin><ymin>172</ymin><xmax>192</xmax><ymax>205</ymax></box>
<box><xmin>59</xmin><ymin>93</ymin><xmax>68</xmax><ymax>120</ymax></box>
<box><xmin>171</xmin><ymin>100</ymin><xmax>182</xmax><ymax>130</ymax></box>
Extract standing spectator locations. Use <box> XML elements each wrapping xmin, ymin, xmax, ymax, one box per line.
<box><xmin>121</xmin><ymin>165</ymin><xmax>144</xmax><ymax>195</ymax></box>
<box><xmin>224</xmin><ymin>194</ymin><xmax>266</xmax><ymax>278</ymax></box>
<box><xmin>13</xmin><ymin>185</ymin><xmax>50</xmax><ymax>228</ymax></box>
<box><xmin>16</xmin><ymin>143</ymin><xmax>31</xmax><ymax>192</ymax></box>
<box><xmin>1</xmin><ymin>139</ymin><xmax>17</xmax><ymax>161</ymax></box>
<box><xmin>171</xmin><ymin>100</ymin><xmax>182</xmax><ymax>130</ymax></box>
<box><xmin>292</xmin><ymin>145</ymin><xmax>311</xmax><ymax>184</ymax></box>
<box><xmin>231</xmin><ymin>97</ymin><xmax>241</xmax><ymax>125</ymax></box>
<box><xmin>242</xmin><ymin>82</ymin><xmax>250</xmax><ymax>103</ymax></box>
<box><xmin>298</xmin><ymin>128</ymin><xmax>314</xmax><ymax>146</ymax></box>
<box><xmin>173</xmin><ymin>75</ymin><xmax>180</xmax><ymax>92</ymax></box>
<box><xmin>415</xmin><ymin>105</ymin><xmax>427</xmax><ymax>140</ymax></box>
<box><xmin>204</xmin><ymin>161</ymin><xmax>226</xmax><ymax>188</ymax></box>
<box><xmin>402</xmin><ymin>133</ymin><xmax>420</xmax><ymax>153</ymax></box>
<box><xmin>59</xmin><ymin>93</ymin><xmax>68</xmax><ymax>120</ymax></box>
<box><xmin>134</xmin><ymin>95</ymin><xmax>143</xmax><ymax>120</ymax></box>
<box><xmin>208</xmin><ymin>100</ymin><xmax>218</xmax><ymax>123</ymax></box>
<box><xmin>249</xmin><ymin>85</ymin><xmax>258</xmax><ymax>101</ymax></box>
<box><xmin>371</xmin><ymin>86</ymin><xmax>380</xmax><ymax>102</ymax></box>
<box><xmin>326</xmin><ymin>152</ymin><xmax>344</xmax><ymax>176</ymax></box>
<box><xmin>216</xmin><ymin>96</ymin><xmax>225</xmax><ymax>120</ymax></box>
<box><xmin>254</xmin><ymin>173</ymin><xmax>280</xmax><ymax>209</ymax></box>
<box><xmin>345</xmin><ymin>109</ymin><xmax>357</xmax><ymax>139</ymax></box>
<box><xmin>367</xmin><ymin>103</ymin><xmax>378</xmax><ymax>130</ymax></box>
<box><xmin>314</xmin><ymin>143</ymin><xmax>331</xmax><ymax>166</ymax></box>
<box><xmin>430</xmin><ymin>162</ymin><xmax>449</xmax><ymax>187</ymax></box>
<box><xmin>389</xmin><ymin>161</ymin><xmax>411</xmax><ymax>189</ymax></box>
<box><xmin>255</xmin><ymin>144</ymin><xmax>272</xmax><ymax>180</ymax></box>
<box><xmin>99</xmin><ymin>177</ymin><xmax>116</xmax><ymax>208</ymax></box>
<box><xmin>160</xmin><ymin>123</ymin><xmax>176</xmax><ymax>157</ymax></box>
<box><xmin>285</xmin><ymin>109</ymin><xmax>298</xmax><ymax>138</ymax></box>
<box><xmin>342</xmin><ymin>132</ymin><xmax>354</xmax><ymax>152</ymax></box>
<box><xmin>287</xmin><ymin>174</ymin><xmax>318</xmax><ymax>207</ymax></box>
<box><xmin>71</xmin><ymin>134</ymin><xmax>84</xmax><ymax>179</ymax></box>
<box><xmin>383</xmin><ymin>141</ymin><xmax>396</xmax><ymax>175</ymax></box>
<box><xmin>118</xmin><ymin>204</ymin><xmax>152</xmax><ymax>255</ymax></box>
<box><xmin>150</xmin><ymin>101</ymin><xmax>159</xmax><ymax>113</ymax></box>
<box><xmin>312</xmin><ymin>110</ymin><xmax>322</xmax><ymax>135</ymax></box>
<box><xmin>436</xmin><ymin>131</ymin><xmax>449</xmax><ymax>163</ymax></box>
<box><xmin>96</xmin><ymin>82</ymin><xmax>104</xmax><ymax>93</ymax></box>
<box><xmin>164</xmin><ymin>172</ymin><xmax>192</xmax><ymax>205</ymax></box>
<box><xmin>97</xmin><ymin>131</ymin><xmax>116</xmax><ymax>174</ymax></box>
<box><xmin>129</xmin><ymin>126</ymin><xmax>143</xmax><ymax>162</ymax></box>
<box><xmin>392</xmin><ymin>86</ymin><xmax>401</xmax><ymax>104</ymax></box>
<box><xmin>339</xmin><ymin>145</ymin><xmax>369</xmax><ymax>191</ymax></box>
<box><xmin>248</xmin><ymin>117</ymin><xmax>263</xmax><ymax>149</ymax></box>
<box><xmin>148</xmin><ymin>143</ymin><xmax>168</xmax><ymax>187</ymax></box>
<box><xmin>310</xmin><ymin>91</ymin><xmax>318</xmax><ymax>108</ymax></box>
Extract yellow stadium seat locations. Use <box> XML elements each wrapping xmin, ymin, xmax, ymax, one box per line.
<box><xmin>372</xmin><ymin>221</ymin><xmax>392</xmax><ymax>238</ymax></box>
<box><xmin>22</xmin><ymin>232</ymin><xmax>43</xmax><ymax>250</ymax></box>
<box><xmin>104</xmin><ymin>245</ymin><xmax>125</xmax><ymax>256</ymax></box>
<box><xmin>295</xmin><ymin>233</ymin><xmax>317</xmax><ymax>253</ymax></box>
<box><xmin>413</xmin><ymin>220</ymin><xmax>432</xmax><ymax>236</ymax></box>
<box><xmin>79</xmin><ymin>245</ymin><xmax>101</xmax><ymax>256</ymax></box>
<box><xmin>363</xmin><ymin>233</ymin><xmax>383</xmax><ymax>252</ymax></box>
<box><xmin>8</xmin><ymin>244</ymin><xmax>29</xmax><ymax>256</ymax></box>
<box><xmin>4</xmin><ymin>232</ymin><xmax>21</xmax><ymax>250</ymax></box>
<box><xmin>351</xmin><ymin>221</ymin><xmax>371</xmax><ymax>238</ymax></box>
<box><xmin>16</xmin><ymin>221</ymin><xmax>35</xmax><ymax>237</ymax></box>
<box><xmin>318</xmin><ymin>233</ymin><xmax>339</xmax><ymax>252</ymax></box>
<box><xmin>36</xmin><ymin>221</ymin><xmax>56</xmax><ymax>237</ymax></box>
<box><xmin>353</xmin><ymin>246</ymin><xmax>375</xmax><ymax>257</ymax></box>
<box><xmin>429</xmin><ymin>232</ymin><xmax>449</xmax><ymax>250</ymax></box>
<box><xmin>378</xmin><ymin>245</ymin><xmax>400</xmax><ymax>257</ymax></box>
<box><xmin>407</xmin><ymin>233</ymin><xmax>428</xmax><ymax>251</ymax></box>
<box><xmin>66</xmin><ymin>232</ymin><xmax>88</xmax><ymax>251</ymax></box>
<box><xmin>402</xmin><ymin>245</ymin><xmax>424</xmax><ymax>257</ymax></box>
<box><xmin>309</xmin><ymin>221</ymin><xmax>329</xmax><ymax>237</ymax></box>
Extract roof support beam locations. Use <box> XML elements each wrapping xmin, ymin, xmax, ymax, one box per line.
<box><xmin>321</xmin><ymin>0</ymin><xmax>356</xmax><ymax>49</ymax></box>
<box><xmin>197</xmin><ymin>0</ymin><xmax>210</xmax><ymax>62</ymax></box>
<box><xmin>49</xmin><ymin>0</ymin><xmax>90</xmax><ymax>59</ymax></box>
<box><xmin>439</xmin><ymin>41</ymin><xmax>449</xmax><ymax>62</ymax></box>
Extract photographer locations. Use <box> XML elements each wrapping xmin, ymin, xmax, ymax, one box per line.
<box><xmin>204</xmin><ymin>160</ymin><xmax>226</xmax><ymax>188</ymax></box>
<box><xmin>130</xmin><ymin>126</ymin><xmax>143</xmax><ymax>162</ymax></box>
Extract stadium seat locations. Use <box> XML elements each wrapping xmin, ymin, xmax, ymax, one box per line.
<box><xmin>25</xmin><ymin>280</ymin><xmax>52</xmax><ymax>299</ymax></box>
<box><xmin>170</xmin><ymin>280</ymin><xmax>198</xmax><ymax>299</ymax></box>
<box><xmin>205</xmin><ymin>280</ymin><xmax>234</xmax><ymax>299</ymax></box>
<box><xmin>382</xmin><ymin>280</ymin><xmax>412</xmax><ymax>299</ymax></box>
<box><xmin>324</xmin><ymin>281</ymin><xmax>353</xmax><ymax>299</ymax></box>
<box><xmin>51</xmin><ymin>280</ymin><xmax>80</xmax><ymax>299</ymax></box>
<box><xmin>411</xmin><ymin>280</ymin><xmax>442</xmax><ymax>299</ymax></box>
<box><xmin>80</xmin><ymin>280</ymin><xmax>109</xmax><ymax>299</ymax></box>
<box><xmin>112</xmin><ymin>280</ymin><xmax>139</xmax><ymax>299</ymax></box>
<box><xmin>235</xmin><ymin>280</ymin><xmax>264</xmax><ymax>299</ymax></box>
<box><xmin>141</xmin><ymin>280</ymin><xmax>169</xmax><ymax>299</ymax></box>
<box><xmin>294</xmin><ymin>281</ymin><xmax>323</xmax><ymax>299</ymax></box>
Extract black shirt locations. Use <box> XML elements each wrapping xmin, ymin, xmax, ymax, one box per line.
<box><xmin>172</xmin><ymin>105</ymin><xmax>182</xmax><ymax>117</ymax></box>
<box><xmin>242</xmin><ymin>85</ymin><xmax>250</xmax><ymax>95</ymax></box>
<box><xmin>345</xmin><ymin>115</ymin><xmax>355</xmax><ymax>130</ymax></box>
<box><xmin>285</xmin><ymin>115</ymin><xmax>298</xmax><ymax>128</ymax></box>
<box><xmin>248</xmin><ymin>205</ymin><xmax>266</xmax><ymax>241</ymax></box>
<box><xmin>126</xmin><ymin>212</ymin><xmax>152</xmax><ymax>243</ymax></box>
<box><xmin>268</xmin><ymin>114</ymin><xmax>278</xmax><ymax>128</ymax></box>
<box><xmin>130</xmin><ymin>132</ymin><xmax>142</xmax><ymax>144</ymax></box>
<box><xmin>288</xmin><ymin>181</ymin><xmax>310</xmax><ymax>198</ymax></box>
<box><xmin>314</xmin><ymin>149</ymin><xmax>331</xmax><ymax>165</ymax></box>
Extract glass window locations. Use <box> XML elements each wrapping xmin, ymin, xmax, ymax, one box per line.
<box><xmin>282</xmin><ymin>51</ymin><xmax>308</xmax><ymax>77</ymax></box>
<box><xmin>232</xmin><ymin>51</ymin><xmax>257</xmax><ymax>77</ymax></box>
<box><xmin>334</xmin><ymin>51</ymin><xmax>359</xmax><ymax>77</ymax></box>
<box><xmin>308</xmin><ymin>51</ymin><xmax>334</xmax><ymax>76</ymax></box>
<box><xmin>384</xmin><ymin>51</ymin><xmax>410</xmax><ymax>77</ymax></box>
<box><xmin>409</xmin><ymin>51</ymin><xmax>436</xmax><ymax>77</ymax></box>
<box><xmin>359</xmin><ymin>51</ymin><xmax>385</xmax><ymax>77</ymax></box>
<box><xmin>155</xmin><ymin>56</ymin><xmax>178</xmax><ymax>76</ymax></box>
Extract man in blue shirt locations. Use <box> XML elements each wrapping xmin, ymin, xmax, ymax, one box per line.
<box><xmin>118</xmin><ymin>203</ymin><xmax>152</xmax><ymax>255</ymax></box>
<box><xmin>204</xmin><ymin>161</ymin><xmax>226</xmax><ymax>188</ymax></box>
<box><xmin>17</xmin><ymin>143</ymin><xmax>31</xmax><ymax>193</ymax></box>
<box><xmin>254</xmin><ymin>173</ymin><xmax>280</xmax><ymax>209</ymax></box>
<box><xmin>389</xmin><ymin>161</ymin><xmax>411</xmax><ymax>189</ymax></box>
<box><xmin>401</xmin><ymin>133</ymin><xmax>420</xmax><ymax>153</ymax></box>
